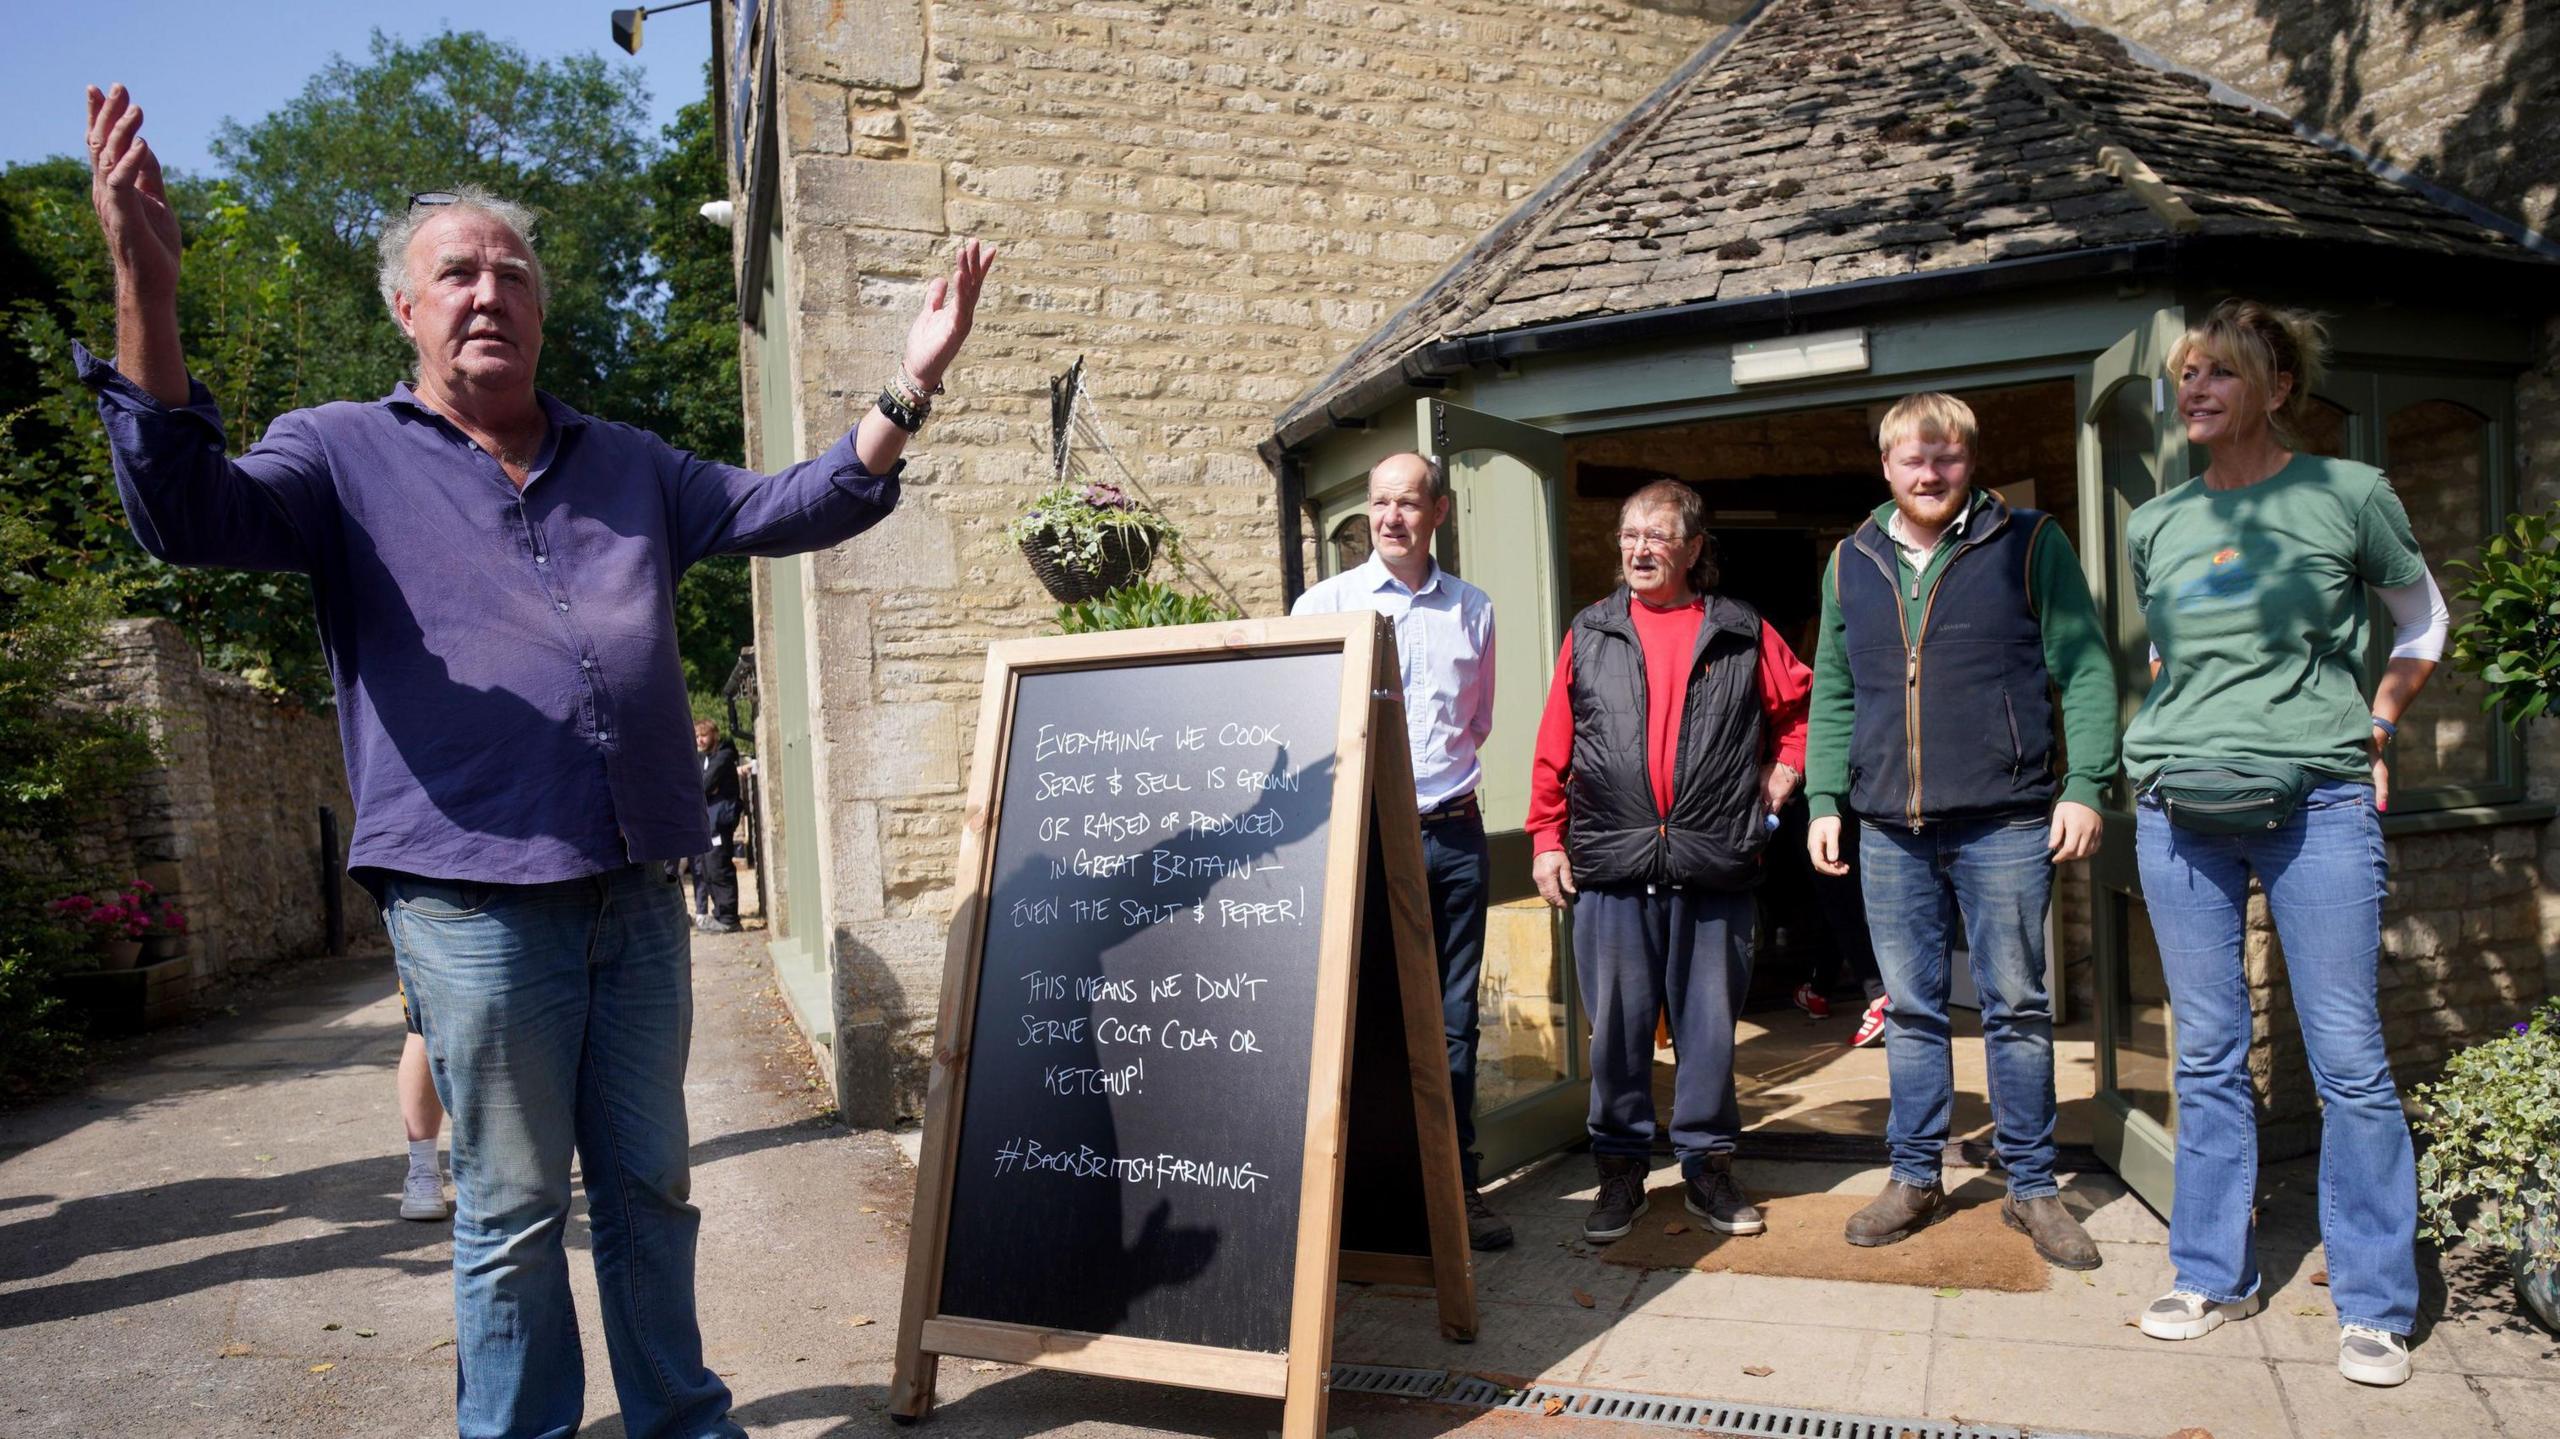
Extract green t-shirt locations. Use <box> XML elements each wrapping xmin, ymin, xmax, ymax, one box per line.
<box><xmin>2122</xmin><ymin>454</ymin><xmax>2427</xmax><ymax>783</ymax></box>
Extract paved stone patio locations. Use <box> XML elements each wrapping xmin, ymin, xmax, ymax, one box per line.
<box><xmin>1330</xmin><ymin>1151</ymin><xmax>2558</xmax><ymax>1438</ymax></box>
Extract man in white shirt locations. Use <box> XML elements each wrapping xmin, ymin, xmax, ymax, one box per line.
<box><xmin>1292</xmin><ymin>452</ymin><xmax>1510</xmax><ymax>1249</ymax></box>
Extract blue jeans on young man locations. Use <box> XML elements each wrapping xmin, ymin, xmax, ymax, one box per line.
<box><xmin>1572</xmin><ymin>882</ymin><xmax>1755</xmax><ymax>1178</ymax></box>
<box><xmin>1859</xmin><ymin>814</ymin><xmax>2060</xmax><ymax>1199</ymax></box>
<box><xmin>2136</xmin><ymin>780</ymin><xmax>2418</xmax><ymax>1336</ymax></box>
<box><xmin>386</xmin><ymin>865</ymin><xmax>743</xmax><ymax>1439</ymax></box>
<box><xmin>1421</xmin><ymin>811</ymin><xmax>1490</xmax><ymax>1190</ymax></box>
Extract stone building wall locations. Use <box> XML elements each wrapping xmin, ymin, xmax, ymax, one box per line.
<box><xmin>749</xmin><ymin>0</ymin><xmax>1747</xmax><ymax>1117</ymax></box>
<box><xmin>69</xmin><ymin>619</ymin><xmax>376</xmax><ymax>1018</ymax></box>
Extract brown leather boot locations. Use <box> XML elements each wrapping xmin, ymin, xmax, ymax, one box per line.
<box><xmin>2003</xmin><ymin>1194</ymin><xmax>2101</xmax><ymax>1271</ymax></box>
<box><xmin>1843</xmin><ymin>1179</ymin><xmax>1947</xmax><ymax>1247</ymax></box>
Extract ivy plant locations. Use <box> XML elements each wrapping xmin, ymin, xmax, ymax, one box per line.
<box><xmin>2412</xmin><ymin>997</ymin><xmax>2560</xmax><ymax>1268</ymax></box>
<box><xmin>2446</xmin><ymin>505</ymin><xmax>2560</xmax><ymax>726</ymax></box>
<box><xmin>1008</xmin><ymin>479</ymin><xmax>1181</xmax><ymax>572</ymax></box>
<box><xmin>1055</xmin><ymin>579</ymin><xmax>1241</xmax><ymax>635</ymax></box>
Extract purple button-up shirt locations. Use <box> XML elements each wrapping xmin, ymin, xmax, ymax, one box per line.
<box><xmin>78</xmin><ymin>343</ymin><xmax>899</xmax><ymax>887</ymax></box>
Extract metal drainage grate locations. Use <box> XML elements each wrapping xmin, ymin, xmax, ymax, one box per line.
<box><xmin>1325</xmin><ymin>1363</ymin><xmax>1452</xmax><ymax>1400</ymax></box>
<box><xmin>1361</xmin><ymin>1370</ymin><xmax>2041</xmax><ymax>1439</ymax></box>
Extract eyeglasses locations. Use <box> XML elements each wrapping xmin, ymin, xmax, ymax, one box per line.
<box><xmin>1615</xmin><ymin>528</ymin><xmax>1686</xmax><ymax>551</ymax></box>
<box><xmin>407</xmin><ymin>191</ymin><xmax>460</xmax><ymax>211</ymax></box>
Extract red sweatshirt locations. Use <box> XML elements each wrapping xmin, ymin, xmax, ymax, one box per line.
<box><xmin>1526</xmin><ymin>599</ymin><xmax>1811</xmax><ymax>856</ymax></box>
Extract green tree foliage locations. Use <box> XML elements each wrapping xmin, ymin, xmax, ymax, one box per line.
<box><xmin>211</xmin><ymin>29</ymin><xmax>653</xmax><ymax>415</ymax></box>
<box><xmin>620</xmin><ymin>88</ymin><xmax>752</xmax><ymax>726</ymax></box>
<box><xmin>0</xmin><ymin>37</ymin><xmax>756</xmax><ymax>718</ymax></box>
<box><xmin>0</xmin><ymin>511</ymin><xmax>158</xmax><ymax>1092</ymax></box>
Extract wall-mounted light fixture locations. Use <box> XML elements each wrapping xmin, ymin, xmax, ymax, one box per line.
<box><xmin>611</xmin><ymin>0</ymin><xmax>711</xmax><ymax>54</ymax></box>
<box><xmin>1731</xmin><ymin>327</ymin><xmax>1871</xmax><ymax>386</ymax></box>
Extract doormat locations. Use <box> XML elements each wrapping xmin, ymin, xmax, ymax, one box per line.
<box><xmin>1596</xmin><ymin>1186</ymin><xmax>2049</xmax><ymax>1292</ymax></box>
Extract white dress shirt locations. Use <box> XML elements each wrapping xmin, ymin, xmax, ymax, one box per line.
<box><xmin>1291</xmin><ymin>554</ymin><xmax>1496</xmax><ymax>813</ymax></box>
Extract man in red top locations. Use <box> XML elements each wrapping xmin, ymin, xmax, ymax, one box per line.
<box><xmin>1530</xmin><ymin>480</ymin><xmax>1810</xmax><ymax>1243</ymax></box>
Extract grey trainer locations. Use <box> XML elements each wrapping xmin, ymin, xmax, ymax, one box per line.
<box><xmin>399</xmin><ymin>1168</ymin><xmax>452</xmax><ymax>1222</ymax></box>
<box><xmin>2338</xmin><ymin>1325</ymin><xmax>2411</xmax><ymax>1386</ymax></box>
<box><xmin>2139</xmin><ymin>1289</ymin><xmax>2264</xmax><ymax>1340</ymax></box>
<box><xmin>2002</xmin><ymin>1194</ymin><xmax>2101</xmax><ymax>1270</ymax></box>
<box><xmin>1843</xmin><ymin>1179</ymin><xmax>1947</xmax><ymax>1247</ymax></box>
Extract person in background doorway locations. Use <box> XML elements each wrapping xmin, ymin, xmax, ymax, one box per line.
<box><xmin>1529</xmin><ymin>479</ymin><xmax>1810</xmax><ymax>1245</ymax></box>
<box><xmin>1805</xmin><ymin>391</ymin><xmax>2116</xmax><ymax>1273</ymax></box>
<box><xmin>694</xmin><ymin>721</ymin><xmax>741</xmax><ymax>933</ymax></box>
<box><xmin>397</xmin><ymin>984</ymin><xmax>449</xmax><ymax>1221</ymax></box>
<box><xmin>2123</xmin><ymin>300</ymin><xmax>2446</xmax><ymax>1388</ymax></box>
<box><xmin>1292</xmin><ymin>451</ymin><xmax>1511</xmax><ymax>1251</ymax></box>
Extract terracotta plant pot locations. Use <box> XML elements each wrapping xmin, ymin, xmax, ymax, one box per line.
<box><xmin>140</xmin><ymin>934</ymin><xmax>189</xmax><ymax>962</ymax></box>
<box><xmin>98</xmin><ymin>937</ymin><xmax>144</xmax><ymax>972</ymax></box>
<box><xmin>1020</xmin><ymin>524</ymin><xmax>1158</xmax><ymax>604</ymax></box>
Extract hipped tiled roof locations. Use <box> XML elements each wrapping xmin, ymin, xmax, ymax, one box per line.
<box><xmin>1277</xmin><ymin>0</ymin><xmax>2529</xmax><ymax>437</ymax></box>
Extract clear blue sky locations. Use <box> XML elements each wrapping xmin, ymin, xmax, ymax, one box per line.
<box><xmin>2</xmin><ymin>0</ymin><xmax>717</xmax><ymax>175</ymax></box>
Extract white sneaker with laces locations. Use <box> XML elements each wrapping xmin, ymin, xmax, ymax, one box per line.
<box><xmin>2338</xmin><ymin>1325</ymin><xmax>2411</xmax><ymax>1386</ymax></box>
<box><xmin>400</xmin><ymin>1169</ymin><xmax>452</xmax><ymax>1222</ymax></box>
<box><xmin>2139</xmin><ymin>1288</ymin><xmax>2263</xmax><ymax>1340</ymax></box>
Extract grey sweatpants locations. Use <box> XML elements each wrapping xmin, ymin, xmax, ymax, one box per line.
<box><xmin>1572</xmin><ymin>882</ymin><xmax>1755</xmax><ymax>1174</ymax></box>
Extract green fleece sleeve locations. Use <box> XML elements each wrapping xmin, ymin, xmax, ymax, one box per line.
<box><xmin>2032</xmin><ymin>521</ymin><xmax>2119</xmax><ymax>810</ymax></box>
<box><xmin>1805</xmin><ymin>547</ymin><xmax>1856</xmax><ymax>820</ymax></box>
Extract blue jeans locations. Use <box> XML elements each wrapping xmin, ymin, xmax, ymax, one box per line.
<box><xmin>1572</xmin><ymin>883</ymin><xmax>1754</xmax><ymax>1175</ymax></box>
<box><xmin>1421</xmin><ymin>813</ymin><xmax>1489</xmax><ymax>1190</ymax></box>
<box><xmin>2136</xmin><ymin>780</ymin><xmax>2418</xmax><ymax>1336</ymax></box>
<box><xmin>1859</xmin><ymin>815</ymin><xmax>2060</xmax><ymax>1198</ymax></box>
<box><xmin>387</xmin><ymin>865</ymin><xmax>742</xmax><ymax>1439</ymax></box>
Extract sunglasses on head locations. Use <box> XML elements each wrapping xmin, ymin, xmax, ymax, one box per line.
<box><xmin>407</xmin><ymin>191</ymin><xmax>460</xmax><ymax>210</ymax></box>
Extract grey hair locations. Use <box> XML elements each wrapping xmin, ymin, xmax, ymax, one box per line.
<box><xmin>1373</xmin><ymin>452</ymin><xmax>1453</xmax><ymax>503</ymax></box>
<box><xmin>375</xmin><ymin>185</ymin><xmax>550</xmax><ymax>321</ymax></box>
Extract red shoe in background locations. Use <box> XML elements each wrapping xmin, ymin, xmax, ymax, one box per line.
<box><xmin>1791</xmin><ymin>982</ymin><xmax>1832</xmax><ymax>1020</ymax></box>
<box><xmin>1850</xmin><ymin>993</ymin><xmax>1891</xmax><ymax>1048</ymax></box>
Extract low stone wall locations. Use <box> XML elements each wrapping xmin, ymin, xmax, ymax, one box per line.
<box><xmin>73</xmin><ymin>619</ymin><xmax>377</xmax><ymax>1017</ymax></box>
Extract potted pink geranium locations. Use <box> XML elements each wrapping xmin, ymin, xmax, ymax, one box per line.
<box><xmin>48</xmin><ymin>884</ymin><xmax>152</xmax><ymax>970</ymax></box>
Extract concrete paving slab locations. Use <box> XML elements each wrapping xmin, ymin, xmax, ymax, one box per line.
<box><xmin>1934</xmin><ymin>1241</ymin><xmax>2263</xmax><ymax>1356</ymax></box>
<box><xmin>2471</xmin><ymin>1372</ymin><xmax>2560</xmax><ymax>1437</ymax></box>
<box><xmin>1332</xmin><ymin>1291</ymin><xmax>1617</xmax><ymax>1384</ymax></box>
<box><xmin>1623</xmin><ymin>1267</ymin><xmax>1939</xmax><ymax>1332</ymax></box>
<box><xmin>1924</xmin><ymin>1335</ymin><xmax>2293</xmax><ymax>1439</ymax></box>
<box><xmin>1579</xmin><ymin>1310</ymin><xmax>1930</xmax><ymax>1415</ymax></box>
<box><xmin>2273</xmin><ymin>1361</ymin><xmax>2509</xmax><ymax>1439</ymax></box>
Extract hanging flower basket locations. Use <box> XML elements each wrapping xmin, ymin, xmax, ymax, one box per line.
<box><xmin>1009</xmin><ymin>479</ymin><xmax>1171</xmax><ymax>604</ymax></box>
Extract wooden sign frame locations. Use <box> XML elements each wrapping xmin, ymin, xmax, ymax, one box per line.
<box><xmin>891</xmin><ymin>613</ymin><xmax>1477</xmax><ymax>1436</ymax></box>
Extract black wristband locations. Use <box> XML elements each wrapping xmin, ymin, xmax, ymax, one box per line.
<box><xmin>876</xmin><ymin>388</ymin><xmax>925</xmax><ymax>433</ymax></box>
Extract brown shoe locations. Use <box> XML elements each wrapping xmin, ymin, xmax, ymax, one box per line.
<box><xmin>1843</xmin><ymin>1179</ymin><xmax>1947</xmax><ymax>1247</ymax></box>
<box><xmin>1465</xmin><ymin>1186</ymin><xmax>1515</xmax><ymax>1251</ymax></box>
<box><xmin>2003</xmin><ymin>1194</ymin><xmax>2101</xmax><ymax>1271</ymax></box>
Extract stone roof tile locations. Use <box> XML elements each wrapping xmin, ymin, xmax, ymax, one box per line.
<box><xmin>1278</xmin><ymin>0</ymin><xmax>2532</xmax><ymax>436</ymax></box>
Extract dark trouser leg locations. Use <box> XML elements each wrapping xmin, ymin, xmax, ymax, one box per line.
<box><xmin>1571</xmin><ymin>884</ymin><xmax>1666</xmax><ymax>1159</ymax></box>
<box><xmin>702</xmin><ymin>819</ymin><xmax>740</xmax><ymax>925</ymax></box>
<box><xmin>1812</xmin><ymin>819</ymin><xmax>1886</xmax><ymax>1000</ymax></box>
<box><xmin>1661</xmin><ymin>887</ymin><xmax>1754</xmax><ymax>1173</ymax></box>
<box><xmin>1421</xmin><ymin>817</ymin><xmax>1489</xmax><ymax>1189</ymax></box>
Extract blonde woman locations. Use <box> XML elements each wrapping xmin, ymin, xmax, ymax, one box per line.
<box><xmin>2124</xmin><ymin>300</ymin><xmax>2448</xmax><ymax>1387</ymax></box>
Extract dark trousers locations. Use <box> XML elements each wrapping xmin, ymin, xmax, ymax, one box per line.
<box><xmin>693</xmin><ymin>806</ymin><xmax>740</xmax><ymax>923</ymax></box>
<box><xmin>1573</xmin><ymin>882</ymin><xmax>1754</xmax><ymax>1174</ymax></box>
<box><xmin>1421</xmin><ymin>814</ymin><xmax>1490</xmax><ymax>1190</ymax></box>
<box><xmin>1809</xmin><ymin>817</ymin><xmax>1886</xmax><ymax>1001</ymax></box>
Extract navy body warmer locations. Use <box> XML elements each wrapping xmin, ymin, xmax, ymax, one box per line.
<box><xmin>1836</xmin><ymin>499</ymin><xmax>2060</xmax><ymax>831</ymax></box>
<box><xmin>1564</xmin><ymin>587</ymin><xmax>1768</xmax><ymax>891</ymax></box>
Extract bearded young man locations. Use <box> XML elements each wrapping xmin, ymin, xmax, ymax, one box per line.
<box><xmin>1804</xmin><ymin>392</ymin><xmax>2117</xmax><ymax>1272</ymax></box>
<box><xmin>78</xmin><ymin>84</ymin><xmax>992</xmax><ymax>1439</ymax></box>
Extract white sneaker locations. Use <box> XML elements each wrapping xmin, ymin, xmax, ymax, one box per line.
<box><xmin>400</xmin><ymin>1169</ymin><xmax>452</xmax><ymax>1222</ymax></box>
<box><xmin>2139</xmin><ymin>1289</ymin><xmax>2263</xmax><ymax>1340</ymax></box>
<box><xmin>2338</xmin><ymin>1325</ymin><xmax>2411</xmax><ymax>1386</ymax></box>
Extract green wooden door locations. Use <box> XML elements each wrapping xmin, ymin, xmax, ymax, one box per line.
<box><xmin>2075</xmin><ymin>308</ymin><xmax>2189</xmax><ymax>1215</ymax></box>
<box><xmin>1420</xmin><ymin>399</ymin><xmax>1589</xmax><ymax>1180</ymax></box>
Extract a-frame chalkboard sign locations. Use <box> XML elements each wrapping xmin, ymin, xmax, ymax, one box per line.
<box><xmin>891</xmin><ymin>612</ymin><xmax>1477</xmax><ymax>1436</ymax></box>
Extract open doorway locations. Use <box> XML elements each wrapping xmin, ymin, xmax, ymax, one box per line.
<box><xmin>1559</xmin><ymin>380</ymin><xmax>2101</xmax><ymax>1159</ymax></box>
